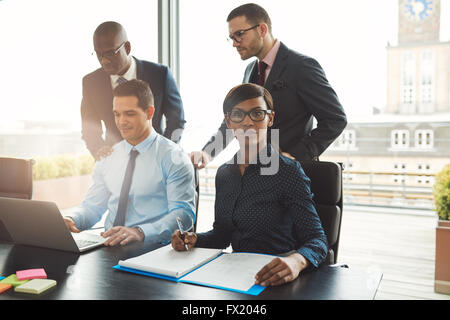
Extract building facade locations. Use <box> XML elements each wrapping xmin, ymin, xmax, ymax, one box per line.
<box><xmin>322</xmin><ymin>0</ymin><xmax>450</xmax><ymax>209</ymax></box>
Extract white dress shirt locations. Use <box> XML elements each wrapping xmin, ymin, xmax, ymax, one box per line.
<box><xmin>69</xmin><ymin>129</ymin><xmax>196</xmax><ymax>244</ymax></box>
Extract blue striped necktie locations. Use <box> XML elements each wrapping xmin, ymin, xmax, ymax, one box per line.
<box><xmin>116</xmin><ymin>76</ymin><xmax>127</xmax><ymax>86</ymax></box>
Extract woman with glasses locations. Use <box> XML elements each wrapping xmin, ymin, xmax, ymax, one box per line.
<box><xmin>171</xmin><ymin>83</ymin><xmax>328</xmax><ymax>287</ymax></box>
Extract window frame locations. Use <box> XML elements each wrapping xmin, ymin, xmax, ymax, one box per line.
<box><xmin>391</xmin><ymin>129</ymin><xmax>410</xmax><ymax>149</ymax></box>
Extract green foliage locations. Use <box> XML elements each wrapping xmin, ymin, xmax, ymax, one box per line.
<box><xmin>33</xmin><ymin>157</ymin><xmax>59</xmax><ymax>180</ymax></box>
<box><xmin>433</xmin><ymin>164</ymin><xmax>450</xmax><ymax>221</ymax></box>
<box><xmin>33</xmin><ymin>153</ymin><xmax>95</xmax><ymax>181</ymax></box>
<box><xmin>53</xmin><ymin>154</ymin><xmax>79</xmax><ymax>178</ymax></box>
<box><xmin>78</xmin><ymin>153</ymin><xmax>96</xmax><ymax>175</ymax></box>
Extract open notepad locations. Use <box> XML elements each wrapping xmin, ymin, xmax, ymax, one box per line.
<box><xmin>114</xmin><ymin>245</ymin><xmax>276</xmax><ymax>295</ymax></box>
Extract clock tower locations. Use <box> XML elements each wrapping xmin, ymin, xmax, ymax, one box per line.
<box><xmin>398</xmin><ymin>0</ymin><xmax>440</xmax><ymax>43</ymax></box>
<box><xmin>386</xmin><ymin>0</ymin><xmax>450</xmax><ymax>115</ymax></box>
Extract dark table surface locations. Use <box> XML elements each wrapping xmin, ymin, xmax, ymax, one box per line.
<box><xmin>0</xmin><ymin>242</ymin><xmax>382</xmax><ymax>300</ymax></box>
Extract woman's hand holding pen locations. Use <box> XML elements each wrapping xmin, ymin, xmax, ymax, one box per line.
<box><xmin>171</xmin><ymin>230</ymin><xmax>197</xmax><ymax>251</ymax></box>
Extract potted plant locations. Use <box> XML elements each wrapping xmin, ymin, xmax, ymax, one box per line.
<box><xmin>433</xmin><ymin>164</ymin><xmax>450</xmax><ymax>294</ymax></box>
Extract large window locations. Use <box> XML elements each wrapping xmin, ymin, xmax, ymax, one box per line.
<box><xmin>0</xmin><ymin>0</ymin><xmax>158</xmax><ymax>158</ymax></box>
<box><xmin>179</xmin><ymin>0</ymin><xmax>397</xmax><ymax>161</ymax></box>
<box><xmin>179</xmin><ymin>1</ymin><xmax>450</xmax><ymax>216</ymax></box>
<box><xmin>179</xmin><ymin>1</ymin><xmax>247</xmax><ymax>162</ymax></box>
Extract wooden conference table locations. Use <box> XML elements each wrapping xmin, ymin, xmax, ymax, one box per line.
<box><xmin>0</xmin><ymin>241</ymin><xmax>382</xmax><ymax>300</ymax></box>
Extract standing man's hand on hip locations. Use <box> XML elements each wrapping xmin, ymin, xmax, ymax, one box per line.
<box><xmin>189</xmin><ymin>150</ymin><xmax>211</xmax><ymax>169</ymax></box>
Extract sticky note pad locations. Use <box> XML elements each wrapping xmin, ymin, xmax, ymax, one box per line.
<box><xmin>0</xmin><ymin>274</ymin><xmax>29</xmax><ymax>287</ymax></box>
<box><xmin>16</xmin><ymin>268</ymin><xmax>47</xmax><ymax>281</ymax></box>
<box><xmin>0</xmin><ymin>276</ymin><xmax>5</xmax><ymax>280</ymax></box>
<box><xmin>0</xmin><ymin>283</ymin><xmax>12</xmax><ymax>294</ymax></box>
<box><xmin>15</xmin><ymin>279</ymin><xmax>57</xmax><ymax>294</ymax></box>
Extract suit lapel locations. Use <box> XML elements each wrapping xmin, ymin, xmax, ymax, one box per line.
<box><xmin>134</xmin><ymin>56</ymin><xmax>143</xmax><ymax>80</ymax></box>
<box><xmin>244</xmin><ymin>60</ymin><xmax>258</xmax><ymax>84</ymax></box>
<box><xmin>265</xmin><ymin>42</ymin><xmax>290</xmax><ymax>90</ymax></box>
<box><xmin>96</xmin><ymin>69</ymin><xmax>113</xmax><ymax>103</ymax></box>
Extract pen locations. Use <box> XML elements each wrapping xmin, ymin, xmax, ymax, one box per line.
<box><xmin>176</xmin><ymin>217</ymin><xmax>189</xmax><ymax>251</ymax></box>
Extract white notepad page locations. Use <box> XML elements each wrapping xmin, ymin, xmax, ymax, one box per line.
<box><xmin>181</xmin><ymin>252</ymin><xmax>275</xmax><ymax>292</ymax></box>
<box><xmin>118</xmin><ymin>245</ymin><xmax>223</xmax><ymax>278</ymax></box>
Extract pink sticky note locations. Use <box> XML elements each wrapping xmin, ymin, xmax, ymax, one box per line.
<box><xmin>16</xmin><ymin>269</ymin><xmax>47</xmax><ymax>281</ymax></box>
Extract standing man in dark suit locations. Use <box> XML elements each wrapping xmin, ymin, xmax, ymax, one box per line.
<box><xmin>191</xmin><ymin>3</ymin><xmax>347</xmax><ymax>168</ymax></box>
<box><xmin>81</xmin><ymin>21</ymin><xmax>185</xmax><ymax>160</ymax></box>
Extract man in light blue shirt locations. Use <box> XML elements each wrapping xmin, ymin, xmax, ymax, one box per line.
<box><xmin>64</xmin><ymin>79</ymin><xmax>195</xmax><ymax>246</ymax></box>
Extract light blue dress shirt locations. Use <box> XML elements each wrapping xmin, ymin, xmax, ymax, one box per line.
<box><xmin>69</xmin><ymin>129</ymin><xmax>196</xmax><ymax>244</ymax></box>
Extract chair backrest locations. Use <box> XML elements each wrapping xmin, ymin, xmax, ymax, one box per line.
<box><xmin>0</xmin><ymin>157</ymin><xmax>34</xmax><ymax>200</ymax></box>
<box><xmin>192</xmin><ymin>166</ymin><xmax>200</xmax><ymax>232</ymax></box>
<box><xmin>300</xmin><ymin>160</ymin><xmax>343</xmax><ymax>265</ymax></box>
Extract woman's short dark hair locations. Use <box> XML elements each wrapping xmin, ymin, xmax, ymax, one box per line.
<box><xmin>113</xmin><ymin>79</ymin><xmax>154</xmax><ymax>111</ymax></box>
<box><xmin>227</xmin><ymin>3</ymin><xmax>272</xmax><ymax>34</ymax></box>
<box><xmin>223</xmin><ymin>83</ymin><xmax>274</xmax><ymax>115</ymax></box>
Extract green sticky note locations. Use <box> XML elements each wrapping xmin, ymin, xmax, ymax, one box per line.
<box><xmin>15</xmin><ymin>279</ymin><xmax>57</xmax><ymax>294</ymax></box>
<box><xmin>0</xmin><ymin>274</ymin><xmax>29</xmax><ymax>287</ymax></box>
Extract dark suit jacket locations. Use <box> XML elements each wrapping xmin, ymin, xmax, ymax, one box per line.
<box><xmin>202</xmin><ymin>42</ymin><xmax>347</xmax><ymax>161</ymax></box>
<box><xmin>81</xmin><ymin>57</ymin><xmax>185</xmax><ymax>158</ymax></box>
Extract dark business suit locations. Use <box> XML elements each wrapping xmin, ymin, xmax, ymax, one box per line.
<box><xmin>81</xmin><ymin>57</ymin><xmax>185</xmax><ymax>158</ymax></box>
<box><xmin>202</xmin><ymin>42</ymin><xmax>347</xmax><ymax>161</ymax></box>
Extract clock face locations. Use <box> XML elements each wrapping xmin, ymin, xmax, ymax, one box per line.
<box><xmin>403</xmin><ymin>0</ymin><xmax>434</xmax><ymax>22</ymax></box>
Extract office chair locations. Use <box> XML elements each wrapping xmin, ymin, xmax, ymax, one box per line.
<box><xmin>0</xmin><ymin>157</ymin><xmax>34</xmax><ymax>243</ymax></box>
<box><xmin>0</xmin><ymin>157</ymin><xmax>34</xmax><ymax>199</ymax></box>
<box><xmin>300</xmin><ymin>160</ymin><xmax>343</xmax><ymax>265</ymax></box>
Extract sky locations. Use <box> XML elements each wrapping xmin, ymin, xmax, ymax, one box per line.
<box><xmin>178</xmin><ymin>0</ymin><xmax>450</xmax><ymax>152</ymax></box>
<box><xmin>0</xmin><ymin>0</ymin><xmax>158</xmax><ymax>129</ymax></box>
<box><xmin>0</xmin><ymin>0</ymin><xmax>449</xmax><ymax>147</ymax></box>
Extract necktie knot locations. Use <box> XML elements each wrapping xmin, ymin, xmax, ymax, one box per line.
<box><xmin>116</xmin><ymin>76</ymin><xmax>128</xmax><ymax>86</ymax></box>
<box><xmin>130</xmin><ymin>149</ymin><xmax>139</xmax><ymax>159</ymax></box>
<box><xmin>258</xmin><ymin>61</ymin><xmax>268</xmax><ymax>74</ymax></box>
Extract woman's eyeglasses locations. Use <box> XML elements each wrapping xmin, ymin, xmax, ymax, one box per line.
<box><xmin>227</xmin><ymin>108</ymin><xmax>272</xmax><ymax>123</ymax></box>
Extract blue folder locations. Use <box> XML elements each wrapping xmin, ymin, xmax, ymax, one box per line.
<box><xmin>113</xmin><ymin>253</ymin><xmax>267</xmax><ymax>296</ymax></box>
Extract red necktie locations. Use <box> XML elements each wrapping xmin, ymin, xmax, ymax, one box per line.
<box><xmin>257</xmin><ymin>61</ymin><xmax>268</xmax><ymax>86</ymax></box>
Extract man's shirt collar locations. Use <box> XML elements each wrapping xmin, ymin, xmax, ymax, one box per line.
<box><xmin>123</xmin><ymin>129</ymin><xmax>157</xmax><ymax>155</ymax></box>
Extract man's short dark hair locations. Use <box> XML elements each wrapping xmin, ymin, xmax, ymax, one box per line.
<box><xmin>227</xmin><ymin>3</ymin><xmax>272</xmax><ymax>34</ymax></box>
<box><xmin>113</xmin><ymin>79</ymin><xmax>154</xmax><ymax>111</ymax></box>
<box><xmin>223</xmin><ymin>83</ymin><xmax>273</xmax><ymax>115</ymax></box>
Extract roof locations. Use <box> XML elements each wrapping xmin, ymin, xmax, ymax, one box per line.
<box><xmin>348</xmin><ymin>113</ymin><xmax>450</xmax><ymax>125</ymax></box>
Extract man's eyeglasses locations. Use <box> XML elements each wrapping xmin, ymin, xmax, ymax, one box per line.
<box><xmin>227</xmin><ymin>24</ymin><xmax>259</xmax><ymax>44</ymax></box>
<box><xmin>227</xmin><ymin>108</ymin><xmax>272</xmax><ymax>123</ymax></box>
<box><xmin>93</xmin><ymin>42</ymin><xmax>126</xmax><ymax>59</ymax></box>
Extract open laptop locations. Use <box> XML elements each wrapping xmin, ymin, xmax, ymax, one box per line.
<box><xmin>0</xmin><ymin>197</ymin><xmax>107</xmax><ymax>253</ymax></box>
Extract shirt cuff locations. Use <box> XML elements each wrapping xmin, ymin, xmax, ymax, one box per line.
<box><xmin>296</xmin><ymin>247</ymin><xmax>321</xmax><ymax>269</ymax></box>
<box><xmin>65</xmin><ymin>214</ymin><xmax>83</xmax><ymax>231</ymax></box>
<box><xmin>135</xmin><ymin>226</ymin><xmax>145</xmax><ymax>240</ymax></box>
<box><xmin>139</xmin><ymin>223</ymin><xmax>172</xmax><ymax>245</ymax></box>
